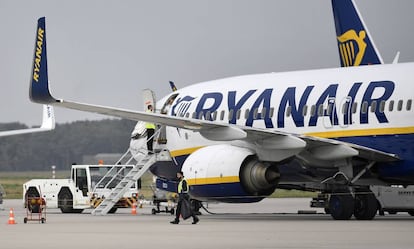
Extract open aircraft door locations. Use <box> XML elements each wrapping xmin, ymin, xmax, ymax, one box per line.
<box><xmin>142</xmin><ymin>89</ymin><xmax>156</xmax><ymax>111</ymax></box>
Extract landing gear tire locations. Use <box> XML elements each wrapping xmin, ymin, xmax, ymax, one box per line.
<box><xmin>329</xmin><ymin>194</ymin><xmax>354</xmax><ymax>220</ymax></box>
<box><xmin>354</xmin><ymin>192</ymin><xmax>377</xmax><ymax>220</ymax></box>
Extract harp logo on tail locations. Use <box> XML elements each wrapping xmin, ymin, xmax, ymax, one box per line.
<box><xmin>337</xmin><ymin>29</ymin><xmax>367</xmax><ymax>66</ymax></box>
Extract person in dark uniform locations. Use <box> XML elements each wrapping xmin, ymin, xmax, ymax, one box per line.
<box><xmin>170</xmin><ymin>171</ymin><xmax>199</xmax><ymax>224</ymax></box>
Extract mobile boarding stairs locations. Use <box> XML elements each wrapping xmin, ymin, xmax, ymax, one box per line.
<box><xmin>91</xmin><ymin>129</ymin><xmax>171</xmax><ymax>215</ymax></box>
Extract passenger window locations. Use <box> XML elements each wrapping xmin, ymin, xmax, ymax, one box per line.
<box><xmin>361</xmin><ymin>101</ymin><xmax>368</xmax><ymax>114</ymax></box>
<box><xmin>198</xmin><ymin>111</ymin><xmax>204</xmax><ymax>119</ymax></box>
<box><xmin>253</xmin><ymin>108</ymin><xmax>258</xmax><ymax>119</ymax></box>
<box><xmin>220</xmin><ymin>111</ymin><xmax>225</xmax><ymax>121</ymax></box>
<box><xmin>352</xmin><ymin>102</ymin><xmax>358</xmax><ymax>114</ymax></box>
<box><xmin>302</xmin><ymin>105</ymin><xmax>308</xmax><ymax>116</ymax></box>
<box><xmin>269</xmin><ymin>107</ymin><xmax>274</xmax><ymax>118</ymax></box>
<box><xmin>228</xmin><ymin>110</ymin><xmax>234</xmax><ymax>120</ymax></box>
<box><xmin>327</xmin><ymin>104</ymin><xmax>333</xmax><ymax>115</ymax></box>
<box><xmin>185</xmin><ymin>113</ymin><xmax>190</xmax><ymax>118</ymax></box>
<box><xmin>236</xmin><ymin>109</ymin><xmax>241</xmax><ymax>120</ymax></box>
<box><xmin>379</xmin><ymin>100</ymin><xmax>386</xmax><ymax>113</ymax></box>
<box><xmin>389</xmin><ymin>100</ymin><xmax>394</xmax><ymax>112</ymax></box>
<box><xmin>262</xmin><ymin>108</ymin><xmax>267</xmax><ymax>118</ymax></box>
<box><xmin>192</xmin><ymin>112</ymin><xmax>196</xmax><ymax>119</ymax></box>
<box><xmin>286</xmin><ymin>106</ymin><xmax>292</xmax><ymax>117</ymax></box>
<box><xmin>212</xmin><ymin>111</ymin><xmax>217</xmax><ymax>121</ymax></box>
<box><xmin>397</xmin><ymin>100</ymin><xmax>403</xmax><ymax>111</ymax></box>
<box><xmin>317</xmin><ymin>104</ymin><xmax>324</xmax><ymax>116</ymax></box>
<box><xmin>245</xmin><ymin>109</ymin><xmax>250</xmax><ymax>119</ymax></box>
<box><xmin>342</xmin><ymin>102</ymin><xmax>349</xmax><ymax>114</ymax></box>
<box><xmin>206</xmin><ymin>111</ymin><xmax>211</xmax><ymax>120</ymax></box>
<box><xmin>310</xmin><ymin>105</ymin><xmax>316</xmax><ymax>117</ymax></box>
<box><xmin>407</xmin><ymin>99</ymin><xmax>412</xmax><ymax>111</ymax></box>
<box><xmin>370</xmin><ymin>101</ymin><xmax>377</xmax><ymax>113</ymax></box>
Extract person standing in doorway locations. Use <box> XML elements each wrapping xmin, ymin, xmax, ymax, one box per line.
<box><xmin>146</xmin><ymin>105</ymin><xmax>155</xmax><ymax>154</ymax></box>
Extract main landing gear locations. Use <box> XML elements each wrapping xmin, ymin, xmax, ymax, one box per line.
<box><xmin>327</xmin><ymin>190</ymin><xmax>378</xmax><ymax>220</ymax></box>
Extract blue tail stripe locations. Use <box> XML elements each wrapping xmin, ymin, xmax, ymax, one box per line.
<box><xmin>30</xmin><ymin>17</ymin><xmax>56</xmax><ymax>104</ymax></box>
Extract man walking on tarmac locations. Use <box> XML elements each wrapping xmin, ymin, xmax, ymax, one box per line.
<box><xmin>170</xmin><ymin>171</ymin><xmax>199</xmax><ymax>224</ymax></box>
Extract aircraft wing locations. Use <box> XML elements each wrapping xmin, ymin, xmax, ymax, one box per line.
<box><xmin>0</xmin><ymin>105</ymin><xmax>55</xmax><ymax>137</ymax></box>
<box><xmin>30</xmin><ymin>17</ymin><xmax>398</xmax><ymax>165</ymax></box>
<box><xmin>31</xmin><ymin>89</ymin><xmax>399</xmax><ymax>163</ymax></box>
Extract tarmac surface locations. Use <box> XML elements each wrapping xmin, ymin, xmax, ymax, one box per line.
<box><xmin>1</xmin><ymin>198</ymin><xmax>413</xmax><ymax>249</ymax></box>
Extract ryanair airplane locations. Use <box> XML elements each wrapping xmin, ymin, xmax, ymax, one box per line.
<box><xmin>29</xmin><ymin>0</ymin><xmax>413</xmax><ymax>220</ymax></box>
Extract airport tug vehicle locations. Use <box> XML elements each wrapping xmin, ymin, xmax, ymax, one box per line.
<box><xmin>23</xmin><ymin>164</ymin><xmax>141</xmax><ymax>213</ymax></box>
<box><xmin>23</xmin><ymin>134</ymin><xmax>174</xmax><ymax>215</ymax></box>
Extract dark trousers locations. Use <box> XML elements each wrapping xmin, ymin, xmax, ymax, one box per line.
<box><xmin>146</xmin><ymin>128</ymin><xmax>154</xmax><ymax>152</ymax></box>
<box><xmin>175</xmin><ymin>194</ymin><xmax>197</xmax><ymax>221</ymax></box>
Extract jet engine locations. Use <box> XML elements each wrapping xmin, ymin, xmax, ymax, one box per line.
<box><xmin>182</xmin><ymin>144</ymin><xmax>280</xmax><ymax>202</ymax></box>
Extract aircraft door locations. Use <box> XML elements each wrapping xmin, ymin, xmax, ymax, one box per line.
<box><xmin>158</xmin><ymin>94</ymin><xmax>179</xmax><ymax>144</ymax></box>
<box><xmin>142</xmin><ymin>89</ymin><xmax>156</xmax><ymax>111</ymax></box>
<box><xmin>322</xmin><ymin>97</ymin><xmax>337</xmax><ymax>129</ymax></box>
<box><xmin>339</xmin><ymin>97</ymin><xmax>352</xmax><ymax>128</ymax></box>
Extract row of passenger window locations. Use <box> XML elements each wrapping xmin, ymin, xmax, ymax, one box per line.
<box><xmin>180</xmin><ymin>99</ymin><xmax>412</xmax><ymax>121</ymax></box>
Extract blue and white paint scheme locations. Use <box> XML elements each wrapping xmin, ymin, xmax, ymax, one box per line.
<box><xmin>28</xmin><ymin>1</ymin><xmax>413</xmax><ymax>220</ymax></box>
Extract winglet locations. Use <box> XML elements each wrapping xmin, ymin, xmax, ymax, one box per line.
<box><xmin>392</xmin><ymin>51</ymin><xmax>400</xmax><ymax>64</ymax></box>
<box><xmin>30</xmin><ymin>17</ymin><xmax>57</xmax><ymax>104</ymax></box>
<box><xmin>331</xmin><ymin>0</ymin><xmax>384</xmax><ymax>66</ymax></box>
<box><xmin>40</xmin><ymin>105</ymin><xmax>55</xmax><ymax>130</ymax></box>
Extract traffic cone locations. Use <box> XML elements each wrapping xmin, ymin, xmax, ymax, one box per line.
<box><xmin>131</xmin><ymin>202</ymin><xmax>137</xmax><ymax>215</ymax></box>
<box><xmin>8</xmin><ymin>208</ymin><xmax>16</xmax><ymax>225</ymax></box>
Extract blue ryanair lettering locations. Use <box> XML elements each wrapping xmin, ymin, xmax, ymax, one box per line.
<box><xmin>228</xmin><ymin>90</ymin><xmax>256</xmax><ymax>124</ymax></box>
<box><xmin>187</xmin><ymin>80</ymin><xmax>393</xmax><ymax>129</ymax></box>
<box><xmin>277</xmin><ymin>86</ymin><xmax>314</xmax><ymax>128</ymax></box>
<box><xmin>245</xmin><ymin>89</ymin><xmax>273</xmax><ymax>128</ymax></box>
<box><xmin>195</xmin><ymin>92</ymin><xmax>223</xmax><ymax>120</ymax></box>
<box><xmin>360</xmin><ymin>81</ymin><xmax>394</xmax><ymax>124</ymax></box>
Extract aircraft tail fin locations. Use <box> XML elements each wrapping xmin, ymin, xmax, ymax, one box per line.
<box><xmin>169</xmin><ymin>81</ymin><xmax>178</xmax><ymax>92</ymax></box>
<box><xmin>331</xmin><ymin>0</ymin><xmax>383</xmax><ymax>66</ymax></box>
<box><xmin>30</xmin><ymin>17</ymin><xmax>58</xmax><ymax>104</ymax></box>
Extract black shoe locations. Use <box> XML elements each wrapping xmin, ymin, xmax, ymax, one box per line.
<box><xmin>170</xmin><ymin>220</ymin><xmax>179</xmax><ymax>224</ymax></box>
<box><xmin>192</xmin><ymin>217</ymin><xmax>199</xmax><ymax>224</ymax></box>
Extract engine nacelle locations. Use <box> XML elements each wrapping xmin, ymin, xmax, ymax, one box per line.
<box><xmin>182</xmin><ymin>144</ymin><xmax>280</xmax><ymax>203</ymax></box>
